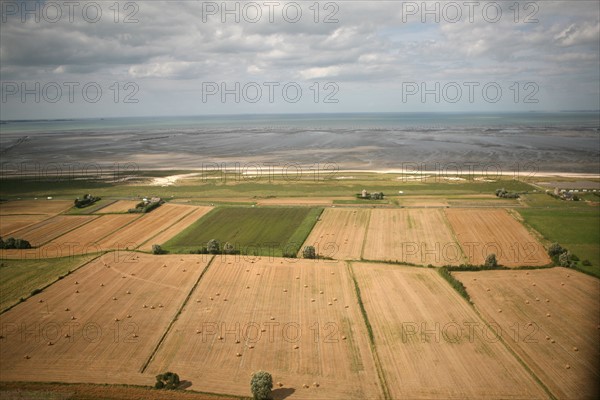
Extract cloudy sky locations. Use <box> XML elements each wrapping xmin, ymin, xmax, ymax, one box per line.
<box><xmin>0</xmin><ymin>0</ymin><xmax>599</xmax><ymax>119</ymax></box>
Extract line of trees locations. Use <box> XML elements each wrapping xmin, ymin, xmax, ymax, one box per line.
<box><xmin>0</xmin><ymin>236</ymin><xmax>32</xmax><ymax>249</ymax></box>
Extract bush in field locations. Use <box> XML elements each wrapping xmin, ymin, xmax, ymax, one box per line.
<box><xmin>582</xmin><ymin>259</ymin><xmax>592</xmax><ymax>266</ymax></box>
<box><xmin>250</xmin><ymin>371</ymin><xmax>273</xmax><ymax>400</ymax></box>
<box><xmin>0</xmin><ymin>237</ymin><xmax>31</xmax><ymax>249</ymax></box>
<box><xmin>74</xmin><ymin>193</ymin><xmax>100</xmax><ymax>208</ymax></box>
<box><xmin>302</xmin><ymin>245</ymin><xmax>316</xmax><ymax>259</ymax></box>
<box><xmin>155</xmin><ymin>372</ymin><xmax>180</xmax><ymax>390</ymax></box>
<box><xmin>558</xmin><ymin>251</ymin><xmax>574</xmax><ymax>268</ymax></box>
<box><xmin>152</xmin><ymin>244</ymin><xmax>165</xmax><ymax>255</ymax></box>
<box><xmin>484</xmin><ymin>253</ymin><xmax>498</xmax><ymax>268</ymax></box>
<box><xmin>207</xmin><ymin>239</ymin><xmax>220</xmax><ymax>254</ymax></box>
<box><xmin>548</xmin><ymin>242</ymin><xmax>564</xmax><ymax>257</ymax></box>
<box><xmin>223</xmin><ymin>242</ymin><xmax>236</xmax><ymax>254</ymax></box>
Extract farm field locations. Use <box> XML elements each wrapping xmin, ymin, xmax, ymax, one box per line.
<box><xmin>0</xmin><ymin>252</ymin><xmax>211</xmax><ymax>386</ymax></box>
<box><xmin>139</xmin><ymin>206</ymin><xmax>212</xmax><ymax>251</ymax></box>
<box><xmin>0</xmin><ymin>200</ymin><xmax>72</xmax><ymax>215</ymax></box>
<box><xmin>300</xmin><ymin>208</ymin><xmax>370</xmax><ymax>260</ymax></box>
<box><xmin>445</xmin><ymin>208</ymin><xmax>551</xmax><ymax>267</ymax></box>
<box><xmin>146</xmin><ymin>257</ymin><xmax>383</xmax><ymax>399</ymax></box>
<box><xmin>96</xmin><ymin>204</ymin><xmax>195</xmax><ymax>251</ymax></box>
<box><xmin>351</xmin><ymin>262</ymin><xmax>549</xmax><ymax>399</ymax></box>
<box><xmin>164</xmin><ymin>207</ymin><xmax>321</xmax><ymax>257</ymax></box>
<box><xmin>10</xmin><ymin>215</ymin><xmax>98</xmax><ymax>247</ymax></box>
<box><xmin>42</xmin><ymin>214</ymin><xmax>141</xmax><ymax>255</ymax></box>
<box><xmin>255</xmin><ymin>197</ymin><xmax>336</xmax><ymax>206</ymax></box>
<box><xmin>0</xmin><ymin>254</ymin><xmax>97</xmax><ymax>312</ymax></box>
<box><xmin>95</xmin><ymin>200</ymin><xmax>141</xmax><ymax>213</ymax></box>
<box><xmin>363</xmin><ymin>209</ymin><xmax>464</xmax><ymax>266</ymax></box>
<box><xmin>454</xmin><ymin>268</ymin><xmax>600</xmax><ymax>399</ymax></box>
<box><xmin>0</xmin><ymin>214</ymin><xmax>49</xmax><ymax>236</ymax></box>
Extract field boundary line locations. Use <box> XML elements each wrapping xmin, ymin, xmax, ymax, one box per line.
<box><xmin>139</xmin><ymin>254</ymin><xmax>216</xmax><ymax>373</ymax></box>
<box><xmin>441</xmin><ymin>208</ymin><xmax>468</xmax><ymax>264</ymax></box>
<box><xmin>0</xmin><ymin>252</ymin><xmax>104</xmax><ymax>315</ymax></box>
<box><xmin>135</xmin><ymin>206</ymin><xmax>197</xmax><ymax>250</ymax></box>
<box><xmin>347</xmin><ymin>261</ymin><xmax>391</xmax><ymax>400</ymax></box>
<box><xmin>444</xmin><ymin>270</ymin><xmax>558</xmax><ymax>400</ymax></box>
<box><xmin>359</xmin><ymin>209</ymin><xmax>373</xmax><ymax>260</ymax></box>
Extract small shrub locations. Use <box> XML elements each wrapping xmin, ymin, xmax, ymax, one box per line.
<box><xmin>155</xmin><ymin>372</ymin><xmax>180</xmax><ymax>390</ymax></box>
<box><xmin>207</xmin><ymin>239</ymin><xmax>220</xmax><ymax>254</ymax></box>
<box><xmin>582</xmin><ymin>259</ymin><xmax>592</xmax><ymax>266</ymax></box>
<box><xmin>31</xmin><ymin>288</ymin><xmax>42</xmax><ymax>296</ymax></box>
<box><xmin>152</xmin><ymin>244</ymin><xmax>165</xmax><ymax>255</ymax></box>
<box><xmin>484</xmin><ymin>253</ymin><xmax>498</xmax><ymax>268</ymax></box>
<box><xmin>559</xmin><ymin>251</ymin><xmax>573</xmax><ymax>268</ymax></box>
<box><xmin>548</xmin><ymin>242</ymin><xmax>564</xmax><ymax>257</ymax></box>
<box><xmin>570</xmin><ymin>253</ymin><xmax>580</xmax><ymax>262</ymax></box>
<box><xmin>302</xmin><ymin>245</ymin><xmax>316</xmax><ymax>259</ymax></box>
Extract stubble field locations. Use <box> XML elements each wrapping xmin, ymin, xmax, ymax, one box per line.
<box><xmin>0</xmin><ymin>253</ymin><xmax>211</xmax><ymax>386</ymax></box>
<box><xmin>454</xmin><ymin>268</ymin><xmax>600</xmax><ymax>399</ymax></box>
<box><xmin>351</xmin><ymin>263</ymin><xmax>549</xmax><ymax>399</ymax></box>
<box><xmin>146</xmin><ymin>256</ymin><xmax>383</xmax><ymax>400</ymax></box>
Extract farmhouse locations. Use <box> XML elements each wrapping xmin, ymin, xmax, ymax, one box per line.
<box><xmin>358</xmin><ymin>189</ymin><xmax>384</xmax><ymax>200</ymax></box>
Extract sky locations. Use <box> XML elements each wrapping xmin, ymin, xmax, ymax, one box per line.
<box><xmin>0</xmin><ymin>0</ymin><xmax>599</xmax><ymax>119</ymax></box>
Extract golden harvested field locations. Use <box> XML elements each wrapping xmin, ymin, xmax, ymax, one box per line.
<box><xmin>454</xmin><ymin>268</ymin><xmax>600</xmax><ymax>399</ymax></box>
<box><xmin>139</xmin><ymin>206</ymin><xmax>212</xmax><ymax>251</ymax></box>
<box><xmin>95</xmin><ymin>200</ymin><xmax>141</xmax><ymax>213</ymax></box>
<box><xmin>0</xmin><ymin>252</ymin><xmax>211</xmax><ymax>386</ymax></box>
<box><xmin>300</xmin><ymin>208</ymin><xmax>370</xmax><ymax>260</ymax></box>
<box><xmin>445</xmin><ymin>209</ymin><xmax>551</xmax><ymax>267</ymax></box>
<box><xmin>41</xmin><ymin>214</ymin><xmax>141</xmax><ymax>255</ymax></box>
<box><xmin>146</xmin><ymin>257</ymin><xmax>383</xmax><ymax>399</ymax></box>
<box><xmin>96</xmin><ymin>204</ymin><xmax>195</xmax><ymax>251</ymax></box>
<box><xmin>363</xmin><ymin>209</ymin><xmax>464</xmax><ymax>266</ymax></box>
<box><xmin>10</xmin><ymin>215</ymin><xmax>98</xmax><ymax>247</ymax></box>
<box><xmin>0</xmin><ymin>200</ymin><xmax>72</xmax><ymax>215</ymax></box>
<box><xmin>351</xmin><ymin>263</ymin><xmax>549</xmax><ymax>399</ymax></box>
<box><xmin>0</xmin><ymin>215</ymin><xmax>49</xmax><ymax>236</ymax></box>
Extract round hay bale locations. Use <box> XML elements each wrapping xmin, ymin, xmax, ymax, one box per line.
<box><xmin>158</xmin><ymin>304</ymin><xmax>163</xmax><ymax>308</ymax></box>
<box><xmin>246</xmin><ymin>286</ymin><xmax>250</xmax><ymax>289</ymax></box>
<box><xmin>162</xmin><ymin>264</ymin><xmax>167</xmax><ymax>268</ymax></box>
<box><xmin>65</xmin><ymin>307</ymin><xmax>70</xmax><ymax>311</ymax></box>
<box><xmin>71</xmin><ymin>316</ymin><xmax>76</xmax><ymax>320</ymax></box>
<box><xmin>64</xmin><ymin>334</ymin><xmax>70</xmax><ymax>338</ymax></box>
<box><xmin>196</xmin><ymin>299</ymin><xmax>201</xmax><ymax>302</ymax></box>
<box><xmin>345</xmin><ymin>305</ymin><xmax>349</xmax><ymax>308</ymax></box>
<box><xmin>75</xmin><ymin>290</ymin><xmax>79</xmax><ymax>293</ymax></box>
<box><xmin>223</xmin><ymin>298</ymin><xmax>228</xmax><ymax>302</ymax></box>
<box><xmin>498</xmin><ymin>309</ymin><xmax>502</xmax><ymax>313</ymax></box>
<box><xmin>126</xmin><ymin>290</ymin><xmax>131</xmax><ymax>294</ymax></box>
<box><xmin>293</xmin><ymin>345</ymin><xmax>299</xmax><ymax>349</ymax></box>
<box><xmin>24</xmin><ymin>355</ymin><xmax>30</xmax><ymax>359</ymax></box>
<box><xmin>473</xmin><ymin>278</ymin><xmax>477</xmax><ymax>281</ymax></box>
<box><xmin>319</xmin><ymin>290</ymin><xmax>324</xmax><ymax>294</ymax></box>
<box><xmin>75</xmin><ymin>281</ymin><xmax>79</xmax><ymax>285</ymax></box>
<box><xmin>127</xmin><ymin>314</ymin><xmax>132</xmax><ymax>318</ymax></box>
<box><xmin>331</xmin><ymin>272</ymin><xmax>335</xmax><ymax>275</ymax></box>
<box><xmin>303</xmin><ymin>384</ymin><xmax>309</xmax><ymax>389</ymax></box>
<box><xmin>270</xmin><ymin>316</ymin><xmax>275</xmax><ymax>320</ymax></box>
<box><xmin>210</xmin><ymin>297</ymin><xmax>213</xmax><ymax>300</ymax></box>
<box><xmin>525</xmin><ymin>300</ymin><xmax>529</xmax><ymax>304</ymax></box>
<box><xmin>328</xmin><ymin>302</ymin><xmax>332</xmax><ymax>306</ymax></box>
<box><xmin>115</xmin><ymin>318</ymin><xmax>119</xmax><ymax>321</ymax></box>
<box><xmin>333</xmin><ymin>298</ymin><xmax>337</xmax><ymax>301</ymax></box>
<box><xmin>295</xmin><ymin>276</ymin><xmax>300</xmax><ymax>280</ymax></box>
<box><xmin>112</xmin><ymin>297</ymin><xmax>117</xmax><ymax>300</ymax></box>
<box><xmin>248</xmin><ymin>345</ymin><xmax>254</xmax><ymax>349</ymax></box>
<box><xmin>283</xmin><ymin>289</ymin><xmax>287</xmax><ymax>292</ymax></box>
<box><xmin>196</xmin><ymin>329</ymin><xmax>201</xmax><ymax>334</ymax></box>
<box><xmin>341</xmin><ymin>335</ymin><xmax>347</xmax><ymax>340</ymax></box>
<box><xmin>216</xmin><ymin>293</ymin><xmax>220</xmax><ymax>296</ymax></box>
<box><xmin>561</xmin><ymin>282</ymin><xmax>565</xmax><ymax>286</ymax></box>
<box><xmin>526</xmin><ymin>272</ymin><xmax>529</xmax><ymax>275</ymax></box>
<box><xmin>236</xmin><ymin>352</ymin><xmax>242</xmax><ymax>357</ymax></box>
<box><xmin>311</xmin><ymin>299</ymin><xmax>315</xmax><ymax>302</ymax></box>
<box><xmin>545</xmin><ymin>299</ymin><xmax>549</xmax><ymax>302</ymax></box>
<box><xmin>132</xmin><ymin>333</ymin><xmax>138</xmax><ymax>338</ymax></box>
<box><xmin>246</xmin><ymin>269</ymin><xmax>250</xmax><ymax>272</ymax></box>
<box><xmin>235</xmin><ymin>339</ymin><xmax>240</xmax><ymax>344</ymax></box>
<box><xmin>532</xmin><ymin>283</ymin><xmax>536</xmax><ymax>286</ymax></box>
<box><xmin>304</xmin><ymin>285</ymin><xmax>308</xmax><ymax>288</ymax></box>
<box><xmin>277</xmin><ymin>382</ymin><xmax>283</xmax><ymax>387</ymax></box>
<box><xmin>551</xmin><ymin>339</ymin><xmax>555</xmax><ymax>343</ymax></box>
<box><xmin>535</xmin><ymin>297</ymin><xmax>540</xmax><ymax>301</ymax></box>
<box><xmin>565</xmin><ymin>364</ymin><xmax>570</xmax><ymax>369</ymax></box>
<box><xmin>100</xmin><ymin>283</ymin><xmax>104</xmax><ymax>287</ymax></box>
<box><xmin>573</xmin><ymin>347</ymin><xmax>578</xmax><ymax>352</ymax></box>
<box><xmin>545</xmin><ymin>336</ymin><xmax>550</xmax><ymax>340</ymax></box>
<box><xmin>256</xmin><ymin>273</ymin><xmax>260</xmax><ymax>276</ymax></box>
<box><xmin>567</xmin><ymin>274</ymin><xmax>570</xmax><ymax>277</ymax></box>
<box><xmin>261</xmin><ymin>328</ymin><xmax>266</xmax><ymax>332</ymax></box>
<box><xmin>546</xmin><ymin>313</ymin><xmax>551</xmax><ymax>317</ymax></box>
<box><xmin>143</xmin><ymin>304</ymin><xmax>147</xmax><ymax>308</ymax></box>
<box><xmin>183</xmin><ymin>269</ymin><xmax>186</xmax><ymax>272</ymax></box>
<box><xmin>122</xmin><ymin>276</ymin><xmax>126</xmax><ymax>279</ymax></box>
<box><xmin>486</xmin><ymin>288</ymin><xmax>490</xmax><ymax>292</ymax></box>
<box><xmin>218</xmin><ymin>336</ymin><xmax>223</xmax><ymax>340</ymax></box>
<box><xmin>47</xmin><ymin>341</ymin><xmax>53</xmax><ymax>346</ymax></box>
<box><xmin>313</xmin><ymin>382</ymin><xmax>319</xmax><ymax>387</ymax></box>
<box><xmin>150</xmin><ymin>306</ymin><xmax>155</xmax><ymax>309</ymax></box>
<box><xmin>39</xmin><ymin>299</ymin><xmax>43</xmax><ymax>303</ymax></box>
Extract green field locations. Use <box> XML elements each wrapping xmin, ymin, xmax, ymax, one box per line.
<box><xmin>163</xmin><ymin>206</ymin><xmax>322</xmax><ymax>257</ymax></box>
<box><xmin>0</xmin><ymin>254</ymin><xmax>97</xmax><ymax>313</ymax></box>
<box><xmin>518</xmin><ymin>205</ymin><xmax>600</xmax><ymax>277</ymax></box>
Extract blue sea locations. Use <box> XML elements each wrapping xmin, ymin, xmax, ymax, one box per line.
<box><xmin>1</xmin><ymin>112</ymin><xmax>599</xmax><ymax>174</ymax></box>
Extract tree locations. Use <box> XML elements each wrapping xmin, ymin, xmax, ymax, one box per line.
<box><xmin>152</xmin><ymin>244</ymin><xmax>165</xmax><ymax>255</ymax></box>
<box><xmin>547</xmin><ymin>242</ymin><xmax>564</xmax><ymax>257</ymax></box>
<box><xmin>223</xmin><ymin>242</ymin><xmax>236</xmax><ymax>254</ymax></box>
<box><xmin>250</xmin><ymin>370</ymin><xmax>273</xmax><ymax>400</ymax></box>
<box><xmin>484</xmin><ymin>253</ymin><xmax>498</xmax><ymax>268</ymax></box>
<box><xmin>14</xmin><ymin>239</ymin><xmax>31</xmax><ymax>249</ymax></box>
<box><xmin>207</xmin><ymin>239</ymin><xmax>220</xmax><ymax>254</ymax></box>
<box><xmin>302</xmin><ymin>245</ymin><xmax>316</xmax><ymax>259</ymax></box>
<box><xmin>155</xmin><ymin>371</ymin><xmax>180</xmax><ymax>390</ymax></box>
<box><xmin>559</xmin><ymin>251</ymin><xmax>573</xmax><ymax>268</ymax></box>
